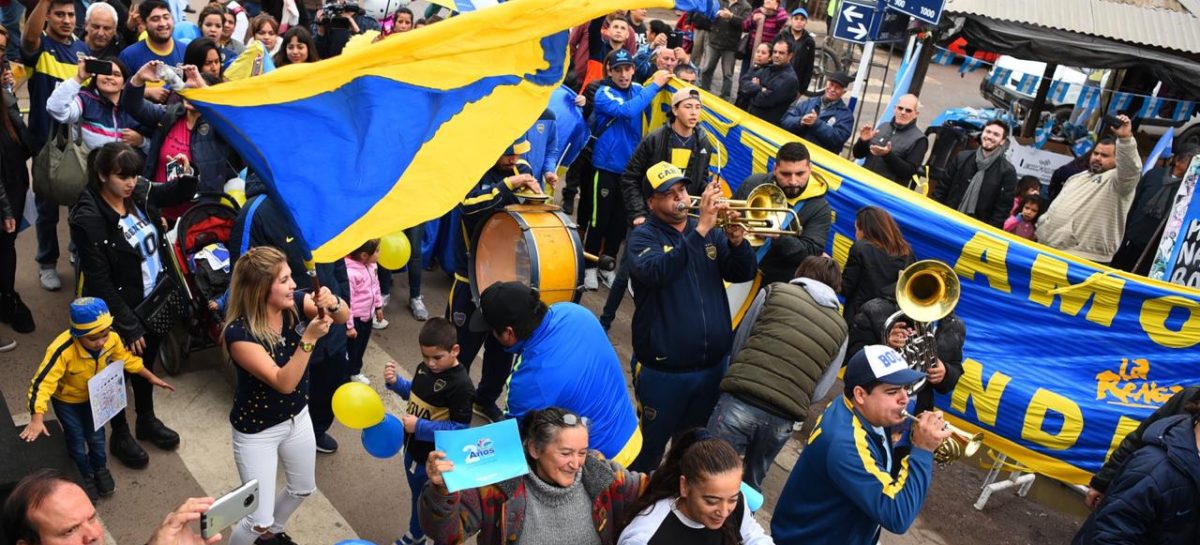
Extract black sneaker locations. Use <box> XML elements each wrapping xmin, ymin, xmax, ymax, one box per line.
<box><xmin>472</xmin><ymin>402</ymin><xmax>504</xmax><ymax>423</ymax></box>
<box><xmin>110</xmin><ymin>429</ymin><xmax>150</xmax><ymax>469</ymax></box>
<box><xmin>315</xmin><ymin>432</ymin><xmax>338</xmax><ymax>454</ymax></box>
<box><xmin>136</xmin><ymin>417</ymin><xmax>180</xmax><ymax>450</ymax></box>
<box><xmin>93</xmin><ymin>467</ymin><xmax>116</xmax><ymax>497</ymax></box>
<box><xmin>81</xmin><ymin>475</ymin><xmax>100</xmax><ymax>501</ymax></box>
<box><xmin>255</xmin><ymin>532</ymin><xmax>298</xmax><ymax>545</ymax></box>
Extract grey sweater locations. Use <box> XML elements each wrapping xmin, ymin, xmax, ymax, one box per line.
<box><xmin>520</xmin><ymin>471</ymin><xmax>603</xmax><ymax>545</ymax></box>
<box><xmin>1039</xmin><ymin>137</ymin><xmax>1142</xmax><ymax>262</ymax></box>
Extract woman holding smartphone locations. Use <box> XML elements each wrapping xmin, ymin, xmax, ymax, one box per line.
<box><xmin>46</xmin><ymin>57</ymin><xmax>147</xmax><ymax>153</ymax></box>
<box><xmin>68</xmin><ymin>142</ymin><xmax>198</xmax><ymax>469</ymax></box>
<box><xmin>222</xmin><ymin>246</ymin><xmax>348</xmax><ymax>545</ymax></box>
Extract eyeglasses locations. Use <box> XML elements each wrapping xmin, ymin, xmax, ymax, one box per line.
<box><xmin>562</xmin><ymin>414</ymin><xmax>589</xmax><ymax>427</ymax></box>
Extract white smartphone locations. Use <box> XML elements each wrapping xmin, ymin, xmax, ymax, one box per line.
<box><xmin>200</xmin><ymin>480</ymin><xmax>259</xmax><ymax>539</ymax></box>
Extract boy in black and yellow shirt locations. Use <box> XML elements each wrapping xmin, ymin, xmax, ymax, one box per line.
<box><xmin>384</xmin><ymin>317</ymin><xmax>475</xmax><ymax>545</ymax></box>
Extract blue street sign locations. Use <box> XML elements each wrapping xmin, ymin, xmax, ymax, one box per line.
<box><xmin>872</xmin><ymin>7</ymin><xmax>910</xmax><ymax>43</ymax></box>
<box><xmin>883</xmin><ymin>0</ymin><xmax>945</xmax><ymax>25</ymax></box>
<box><xmin>832</xmin><ymin>0</ymin><xmax>875</xmax><ymax>44</ymax></box>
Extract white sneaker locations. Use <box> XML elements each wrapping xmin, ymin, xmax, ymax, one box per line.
<box><xmin>584</xmin><ymin>268</ymin><xmax>598</xmax><ymax>291</ymax></box>
<box><xmin>409</xmin><ymin>296</ymin><xmax>429</xmax><ymax>321</ymax></box>
<box><xmin>372</xmin><ymin>315</ymin><xmax>390</xmax><ymax>330</ymax></box>
<box><xmin>350</xmin><ymin>373</ymin><xmax>371</xmax><ymax>385</ymax></box>
<box><xmin>599</xmin><ymin>269</ymin><xmax>616</xmax><ymax>289</ymax></box>
<box><xmin>381</xmin><ymin>293</ymin><xmax>391</xmax><ymax>307</ymax></box>
<box><xmin>39</xmin><ymin>267</ymin><xmax>61</xmax><ymax>291</ymax></box>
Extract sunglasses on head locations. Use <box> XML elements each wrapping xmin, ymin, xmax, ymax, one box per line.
<box><xmin>561</xmin><ymin>414</ymin><xmax>589</xmax><ymax>427</ymax></box>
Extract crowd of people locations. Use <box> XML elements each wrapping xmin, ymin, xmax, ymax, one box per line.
<box><xmin>1</xmin><ymin>2</ymin><xmax>1197</xmax><ymax>545</ymax></box>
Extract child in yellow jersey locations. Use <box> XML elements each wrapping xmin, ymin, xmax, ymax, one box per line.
<box><xmin>22</xmin><ymin>298</ymin><xmax>174</xmax><ymax>500</ymax></box>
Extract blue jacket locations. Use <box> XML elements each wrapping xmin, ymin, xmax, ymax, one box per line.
<box><xmin>524</xmin><ymin>108</ymin><xmax>560</xmax><ymax>183</ymax></box>
<box><xmin>627</xmin><ymin>215</ymin><xmax>757</xmax><ymax>371</ymax></box>
<box><xmin>450</xmin><ymin>165</ymin><xmax>528</xmax><ymax>276</ymax></box>
<box><xmin>591</xmin><ymin>80</ymin><xmax>663</xmax><ymax>174</ymax></box>
<box><xmin>781</xmin><ymin>96</ymin><xmax>853</xmax><ymax>153</ymax></box>
<box><xmin>504</xmin><ymin>303</ymin><xmax>640</xmax><ymax>462</ymax></box>
<box><xmin>1073</xmin><ymin>414</ymin><xmax>1200</xmax><ymax>545</ymax></box>
<box><xmin>771</xmin><ymin>396</ymin><xmax>934</xmax><ymax>545</ymax></box>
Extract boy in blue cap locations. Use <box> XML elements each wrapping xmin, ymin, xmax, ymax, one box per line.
<box><xmin>22</xmin><ymin>298</ymin><xmax>175</xmax><ymax>500</ymax></box>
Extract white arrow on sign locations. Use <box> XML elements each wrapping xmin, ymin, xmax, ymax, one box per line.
<box><xmin>848</xmin><ymin>22</ymin><xmax>868</xmax><ymax>40</ymax></box>
<box><xmin>843</xmin><ymin>5</ymin><xmax>865</xmax><ymax>22</ymax></box>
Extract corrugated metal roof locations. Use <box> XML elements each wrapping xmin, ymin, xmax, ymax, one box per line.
<box><xmin>944</xmin><ymin>0</ymin><xmax>1200</xmax><ymax>55</ymax></box>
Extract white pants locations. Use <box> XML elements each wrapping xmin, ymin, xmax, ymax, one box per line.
<box><xmin>229</xmin><ymin>406</ymin><xmax>317</xmax><ymax>545</ymax></box>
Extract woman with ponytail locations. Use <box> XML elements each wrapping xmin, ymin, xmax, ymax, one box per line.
<box><xmin>619</xmin><ymin>428</ymin><xmax>773</xmax><ymax>545</ymax></box>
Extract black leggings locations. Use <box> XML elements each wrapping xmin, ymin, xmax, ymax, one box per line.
<box><xmin>110</xmin><ymin>332</ymin><xmax>162</xmax><ymax>434</ymax></box>
<box><xmin>0</xmin><ymin>177</ymin><xmax>26</xmax><ymax>295</ymax></box>
<box><xmin>582</xmin><ymin>169</ymin><xmax>627</xmax><ymax>265</ymax></box>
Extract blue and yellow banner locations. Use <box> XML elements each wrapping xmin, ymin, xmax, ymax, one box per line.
<box><xmin>650</xmin><ymin>84</ymin><xmax>1200</xmax><ymax>485</ymax></box>
<box><xmin>184</xmin><ymin>0</ymin><xmax>717</xmax><ymax>262</ymax></box>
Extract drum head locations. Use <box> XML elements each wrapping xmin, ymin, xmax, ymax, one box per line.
<box><xmin>473</xmin><ymin>213</ymin><xmax>534</xmax><ymax>296</ymax></box>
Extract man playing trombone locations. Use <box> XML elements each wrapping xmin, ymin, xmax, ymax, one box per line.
<box><xmin>625</xmin><ymin>161</ymin><xmax>757</xmax><ymax>472</ymax></box>
<box><xmin>771</xmin><ymin>345</ymin><xmax>952</xmax><ymax>545</ymax></box>
<box><xmin>734</xmin><ymin>142</ymin><xmax>832</xmax><ymax>284</ymax></box>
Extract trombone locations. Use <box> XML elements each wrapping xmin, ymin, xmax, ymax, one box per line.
<box><xmin>680</xmin><ymin>183</ymin><xmax>803</xmax><ymax>246</ymax></box>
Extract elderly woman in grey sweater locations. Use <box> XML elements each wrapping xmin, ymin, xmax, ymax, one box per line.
<box><xmin>420</xmin><ymin>407</ymin><xmax>648</xmax><ymax>545</ymax></box>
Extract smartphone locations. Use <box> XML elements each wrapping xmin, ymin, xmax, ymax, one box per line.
<box><xmin>200</xmin><ymin>480</ymin><xmax>259</xmax><ymax>539</ymax></box>
<box><xmin>166</xmin><ymin>158</ymin><xmax>185</xmax><ymax>181</ymax></box>
<box><xmin>871</xmin><ymin>135</ymin><xmax>890</xmax><ymax>148</ymax></box>
<box><xmin>1103</xmin><ymin>114</ymin><xmax>1126</xmax><ymax>130</ymax></box>
<box><xmin>84</xmin><ymin>58</ymin><xmax>113</xmax><ymax>76</ymax></box>
<box><xmin>666</xmin><ymin>31</ymin><xmax>683</xmax><ymax>49</ymax></box>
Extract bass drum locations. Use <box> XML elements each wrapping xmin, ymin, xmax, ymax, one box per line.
<box><xmin>469</xmin><ymin>204</ymin><xmax>585</xmax><ymax>305</ymax></box>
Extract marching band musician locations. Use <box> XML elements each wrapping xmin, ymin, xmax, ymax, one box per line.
<box><xmin>625</xmin><ymin>161</ymin><xmax>757</xmax><ymax>472</ymax></box>
<box><xmin>446</xmin><ymin>137</ymin><xmax>542</xmax><ymax>423</ymax></box>
<box><xmin>771</xmin><ymin>346</ymin><xmax>950</xmax><ymax>545</ymax></box>
<box><xmin>734</xmin><ymin>142</ymin><xmax>832</xmax><ymax>285</ymax></box>
<box><xmin>846</xmin><ymin>282</ymin><xmax>965</xmax><ymax>415</ymax></box>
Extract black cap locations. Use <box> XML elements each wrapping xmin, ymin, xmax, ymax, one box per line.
<box><xmin>827</xmin><ymin>71</ymin><xmax>851</xmax><ymax>87</ymax></box>
<box><xmin>468</xmin><ymin>281</ymin><xmax>541</xmax><ymax>333</ymax></box>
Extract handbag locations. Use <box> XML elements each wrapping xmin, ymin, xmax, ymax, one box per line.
<box><xmin>134</xmin><ymin>272</ymin><xmax>192</xmax><ymax>335</ymax></box>
<box><xmin>32</xmin><ymin>123</ymin><xmax>89</xmax><ymax>207</ymax></box>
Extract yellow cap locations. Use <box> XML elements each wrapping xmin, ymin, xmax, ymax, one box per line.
<box><xmin>645</xmin><ymin>161</ymin><xmax>689</xmax><ymax>194</ymax></box>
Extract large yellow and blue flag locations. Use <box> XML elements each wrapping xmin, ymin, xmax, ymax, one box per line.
<box><xmin>183</xmin><ymin>0</ymin><xmax>717</xmax><ymax>263</ymax></box>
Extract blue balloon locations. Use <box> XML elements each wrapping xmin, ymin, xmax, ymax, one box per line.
<box><xmin>360</xmin><ymin>413</ymin><xmax>404</xmax><ymax>458</ymax></box>
<box><xmin>173</xmin><ymin>21</ymin><xmax>202</xmax><ymax>45</ymax></box>
<box><xmin>334</xmin><ymin>540</ymin><xmax>377</xmax><ymax>545</ymax></box>
<box><xmin>740</xmin><ymin>482</ymin><xmax>763</xmax><ymax>512</ymax></box>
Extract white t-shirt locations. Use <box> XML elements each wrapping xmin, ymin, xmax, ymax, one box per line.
<box><xmin>118</xmin><ymin>208</ymin><xmax>163</xmax><ymax>297</ymax></box>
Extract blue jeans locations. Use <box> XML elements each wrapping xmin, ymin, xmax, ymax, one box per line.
<box><xmin>707</xmin><ymin>393</ymin><xmax>794</xmax><ymax>490</ymax></box>
<box><xmin>34</xmin><ymin>195</ymin><xmax>60</xmax><ymax>266</ymax></box>
<box><xmin>53</xmin><ymin>398</ymin><xmax>107</xmax><ymax>477</ymax></box>
<box><xmin>402</xmin><ymin>450</ymin><xmax>428</xmax><ymax>539</ymax></box>
<box><xmin>0</xmin><ymin>2</ymin><xmax>23</xmax><ymax>59</ymax></box>
<box><xmin>629</xmin><ymin>358</ymin><xmax>727</xmax><ymax>472</ymax></box>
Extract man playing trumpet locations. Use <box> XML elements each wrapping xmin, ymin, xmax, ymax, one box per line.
<box><xmin>625</xmin><ymin>161</ymin><xmax>757</xmax><ymax>471</ymax></box>
<box><xmin>771</xmin><ymin>345</ymin><xmax>951</xmax><ymax>545</ymax></box>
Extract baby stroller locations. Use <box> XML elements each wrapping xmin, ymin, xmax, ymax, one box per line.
<box><xmin>160</xmin><ymin>192</ymin><xmax>241</xmax><ymax>375</ymax></box>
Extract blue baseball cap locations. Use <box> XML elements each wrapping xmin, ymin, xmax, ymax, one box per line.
<box><xmin>791</xmin><ymin>7</ymin><xmax>809</xmax><ymax>18</ymax></box>
<box><xmin>606</xmin><ymin>49</ymin><xmax>635</xmax><ymax>69</ymax></box>
<box><xmin>843</xmin><ymin>345</ymin><xmax>925</xmax><ymax>390</ymax></box>
<box><xmin>505</xmin><ymin>137</ymin><xmax>531</xmax><ymax>156</ymax></box>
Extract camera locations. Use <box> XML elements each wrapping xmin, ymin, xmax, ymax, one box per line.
<box><xmin>319</xmin><ymin>0</ymin><xmax>360</xmax><ymax>25</ymax></box>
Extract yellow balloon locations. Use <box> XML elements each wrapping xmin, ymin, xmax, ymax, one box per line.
<box><xmin>331</xmin><ymin>382</ymin><xmax>385</xmax><ymax>429</ymax></box>
<box><xmin>378</xmin><ymin>231</ymin><xmax>412</xmax><ymax>270</ymax></box>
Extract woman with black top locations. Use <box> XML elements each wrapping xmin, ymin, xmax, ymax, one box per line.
<box><xmin>841</xmin><ymin>206</ymin><xmax>915</xmax><ymax>322</ymax></box>
<box><xmin>618</xmin><ymin>428</ymin><xmax>773</xmax><ymax>545</ymax></box>
<box><xmin>0</xmin><ymin>26</ymin><xmax>35</xmax><ymax>345</ymax></box>
<box><xmin>68</xmin><ymin>142</ymin><xmax>197</xmax><ymax>469</ymax></box>
<box><xmin>222</xmin><ymin>246</ymin><xmax>348</xmax><ymax>545</ymax></box>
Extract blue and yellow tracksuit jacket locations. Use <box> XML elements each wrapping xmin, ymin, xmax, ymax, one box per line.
<box><xmin>451</xmin><ymin>164</ymin><xmax>530</xmax><ymax>277</ymax></box>
<box><xmin>627</xmin><ymin>215</ymin><xmax>757</xmax><ymax>371</ymax></box>
<box><xmin>27</xmin><ymin>330</ymin><xmax>145</xmax><ymax>414</ymax></box>
<box><xmin>771</xmin><ymin>396</ymin><xmax>934</xmax><ymax>545</ymax></box>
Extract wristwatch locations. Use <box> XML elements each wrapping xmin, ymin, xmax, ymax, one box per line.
<box><xmin>300</xmin><ymin>341</ymin><xmax>316</xmax><ymax>353</ymax></box>
<box><xmin>326</xmin><ymin>298</ymin><xmax>341</xmax><ymax>314</ymax></box>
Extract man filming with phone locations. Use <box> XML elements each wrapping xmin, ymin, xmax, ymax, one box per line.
<box><xmin>1037</xmin><ymin>114</ymin><xmax>1142</xmax><ymax>265</ymax></box>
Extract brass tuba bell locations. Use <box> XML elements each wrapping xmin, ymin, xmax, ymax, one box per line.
<box><xmin>885</xmin><ymin>260</ymin><xmax>961</xmax><ymax>394</ymax></box>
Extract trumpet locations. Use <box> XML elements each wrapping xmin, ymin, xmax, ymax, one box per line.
<box><xmin>901</xmin><ymin>410</ymin><xmax>984</xmax><ymax>464</ymax></box>
<box><xmin>677</xmin><ymin>183</ymin><xmax>803</xmax><ymax>246</ymax></box>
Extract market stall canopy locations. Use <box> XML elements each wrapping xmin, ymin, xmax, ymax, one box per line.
<box><xmin>944</xmin><ymin>0</ymin><xmax>1200</xmax><ymax>97</ymax></box>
